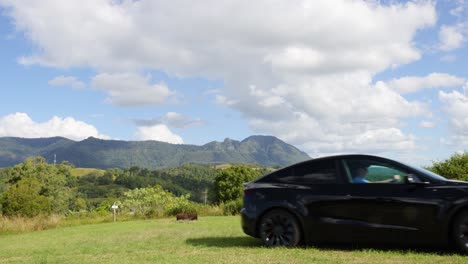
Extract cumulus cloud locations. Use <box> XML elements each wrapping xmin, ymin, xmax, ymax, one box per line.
<box><xmin>450</xmin><ymin>1</ymin><xmax>465</xmax><ymax>17</ymax></box>
<box><xmin>382</xmin><ymin>73</ymin><xmax>465</xmax><ymax>94</ymax></box>
<box><xmin>439</xmin><ymin>90</ymin><xmax>468</xmax><ymax>146</ymax></box>
<box><xmin>0</xmin><ymin>0</ymin><xmax>438</xmax><ymax>154</ymax></box>
<box><xmin>439</xmin><ymin>24</ymin><xmax>466</xmax><ymax>51</ymax></box>
<box><xmin>420</xmin><ymin>121</ymin><xmax>436</xmax><ymax>128</ymax></box>
<box><xmin>91</xmin><ymin>73</ymin><xmax>173</xmax><ymax>106</ymax></box>
<box><xmin>48</xmin><ymin>76</ymin><xmax>85</xmax><ymax>89</ymax></box>
<box><xmin>0</xmin><ymin>112</ymin><xmax>108</xmax><ymax>140</ymax></box>
<box><xmin>134</xmin><ymin>124</ymin><xmax>183</xmax><ymax>144</ymax></box>
<box><xmin>133</xmin><ymin>112</ymin><xmax>203</xmax><ymax>129</ymax></box>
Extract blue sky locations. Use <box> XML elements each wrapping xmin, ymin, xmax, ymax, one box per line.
<box><xmin>0</xmin><ymin>0</ymin><xmax>467</xmax><ymax>166</ymax></box>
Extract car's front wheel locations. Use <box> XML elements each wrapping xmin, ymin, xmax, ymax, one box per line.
<box><xmin>452</xmin><ymin>210</ymin><xmax>468</xmax><ymax>254</ymax></box>
<box><xmin>259</xmin><ymin>209</ymin><xmax>301</xmax><ymax>247</ymax></box>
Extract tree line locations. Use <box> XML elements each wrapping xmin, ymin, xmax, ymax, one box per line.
<box><xmin>0</xmin><ymin>152</ymin><xmax>466</xmax><ymax>218</ymax></box>
<box><xmin>0</xmin><ymin>156</ymin><xmax>269</xmax><ymax>217</ymax></box>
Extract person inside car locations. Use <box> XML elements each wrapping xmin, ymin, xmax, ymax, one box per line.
<box><xmin>352</xmin><ymin>166</ymin><xmax>401</xmax><ymax>184</ymax></box>
<box><xmin>352</xmin><ymin>167</ymin><xmax>370</xmax><ymax>183</ymax></box>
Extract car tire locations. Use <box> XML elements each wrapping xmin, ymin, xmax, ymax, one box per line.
<box><xmin>452</xmin><ymin>210</ymin><xmax>468</xmax><ymax>254</ymax></box>
<box><xmin>259</xmin><ymin>209</ymin><xmax>301</xmax><ymax>247</ymax></box>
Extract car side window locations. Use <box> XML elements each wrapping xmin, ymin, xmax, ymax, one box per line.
<box><xmin>274</xmin><ymin>159</ymin><xmax>338</xmax><ymax>184</ymax></box>
<box><xmin>343</xmin><ymin>158</ymin><xmax>409</xmax><ymax>184</ymax></box>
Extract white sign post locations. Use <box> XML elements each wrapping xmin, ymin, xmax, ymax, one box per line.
<box><xmin>112</xmin><ymin>204</ymin><xmax>118</xmax><ymax>222</ymax></box>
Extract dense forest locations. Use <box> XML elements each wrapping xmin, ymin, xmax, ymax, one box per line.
<box><xmin>0</xmin><ymin>156</ymin><xmax>271</xmax><ymax>217</ymax></box>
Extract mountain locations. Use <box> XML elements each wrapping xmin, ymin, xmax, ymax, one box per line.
<box><xmin>0</xmin><ymin>135</ymin><xmax>310</xmax><ymax>169</ymax></box>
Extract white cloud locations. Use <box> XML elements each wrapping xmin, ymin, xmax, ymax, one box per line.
<box><xmin>0</xmin><ymin>0</ymin><xmax>435</xmax><ymax>74</ymax></box>
<box><xmin>0</xmin><ymin>112</ymin><xmax>108</xmax><ymax>140</ymax></box>
<box><xmin>420</xmin><ymin>121</ymin><xmax>436</xmax><ymax>128</ymax></box>
<box><xmin>439</xmin><ymin>90</ymin><xmax>468</xmax><ymax>146</ymax></box>
<box><xmin>0</xmin><ymin>0</ymin><xmax>438</xmax><ymax>154</ymax></box>
<box><xmin>134</xmin><ymin>124</ymin><xmax>183</xmax><ymax>144</ymax></box>
<box><xmin>439</xmin><ymin>24</ymin><xmax>465</xmax><ymax>51</ymax></box>
<box><xmin>91</xmin><ymin>73</ymin><xmax>173</xmax><ymax>106</ymax></box>
<box><xmin>450</xmin><ymin>1</ymin><xmax>466</xmax><ymax>18</ymax></box>
<box><xmin>133</xmin><ymin>112</ymin><xmax>203</xmax><ymax>129</ymax></box>
<box><xmin>383</xmin><ymin>73</ymin><xmax>465</xmax><ymax>94</ymax></box>
<box><xmin>48</xmin><ymin>76</ymin><xmax>85</xmax><ymax>89</ymax></box>
<box><xmin>163</xmin><ymin>112</ymin><xmax>203</xmax><ymax>128</ymax></box>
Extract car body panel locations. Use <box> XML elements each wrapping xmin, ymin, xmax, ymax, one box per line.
<box><xmin>241</xmin><ymin>154</ymin><xmax>468</xmax><ymax>247</ymax></box>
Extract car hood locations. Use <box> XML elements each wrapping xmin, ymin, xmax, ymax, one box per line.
<box><xmin>433</xmin><ymin>179</ymin><xmax>468</xmax><ymax>190</ymax></box>
<box><xmin>444</xmin><ymin>179</ymin><xmax>468</xmax><ymax>185</ymax></box>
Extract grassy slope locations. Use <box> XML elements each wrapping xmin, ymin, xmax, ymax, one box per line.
<box><xmin>0</xmin><ymin>216</ymin><xmax>466</xmax><ymax>264</ymax></box>
<box><xmin>70</xmin><ymin>168</ymin><xmax>106</xmax><ymax>178</ymax></box>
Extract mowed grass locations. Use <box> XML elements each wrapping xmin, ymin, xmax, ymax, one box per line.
<box><xmin>0</xmin><ymin>216</ymin><xmax>466</xmax><ymax>264</ymax></box>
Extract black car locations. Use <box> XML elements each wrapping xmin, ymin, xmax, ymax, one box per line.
<box><xmin>241</xmin><ymin>154</ymin><xmax>468</xmax><ymax>252</ymax></box>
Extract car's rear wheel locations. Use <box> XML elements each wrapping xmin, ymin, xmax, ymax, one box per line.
<box><xmin>452</xmin><ymin>210</ymin><xmax>468</xmax><ymax>254</ymax></box>
<box><xmin>259</xmin><ymin>209</ymin><xmax>301</xmax><ymax>247</ymax></box>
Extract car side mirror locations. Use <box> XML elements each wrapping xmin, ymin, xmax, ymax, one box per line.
<box><xmin>404</xmin><ymin>174</ymin><xmax>430</xmax><ymax>185</ymax></box>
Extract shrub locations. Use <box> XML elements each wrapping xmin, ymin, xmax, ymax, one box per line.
<box><xmin>212</xmin><ymin>165</ymin><xmax>261</xmax><ymax>204</ymax></box>
<box><xmin>427</xmin><ymin>152</ymin><xmax>468</xmax><ymax>181</ymax></box>
<box><xmin>221</xmin><ymin>198</ymin><xmax>243</xmax><ymax>215</ymax></box>
<box><xmin>122</xmin><ymin>185</ymin><xmax>194</xmax><ymax>218</ymax></box>
<box><xmin>1</xmin><ymin>177</ymin><xmax>51</xmax><ymax>217</ymax></box>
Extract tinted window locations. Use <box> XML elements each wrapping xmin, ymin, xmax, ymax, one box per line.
<box><xmin>273</xmin><ymin>159</ymin><xmax>337</xmax><ymax>184</ymax></box>
<box><xmin>343</xmin><ymin>158</ymin><xmax>409</xmax><ymax>184</ymax></box>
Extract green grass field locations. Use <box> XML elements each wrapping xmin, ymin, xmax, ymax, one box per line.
<box><xmin>0</xmin><ymin>216</ymin><xmax>466</xmax><ymax>264</ymax></box>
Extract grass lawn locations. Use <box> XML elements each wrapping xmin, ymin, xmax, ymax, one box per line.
<box><xmin>0</xmin><ymin>216</ymin><xmax>466</xmax><ymax>264</ymax></box>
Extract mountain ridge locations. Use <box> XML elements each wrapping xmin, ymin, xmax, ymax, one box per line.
<box><xmin>0</xmin><ymin>135</ymin><xmax>310</xmax><ymax>169</ymax></box>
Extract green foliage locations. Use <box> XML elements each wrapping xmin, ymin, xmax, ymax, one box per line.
<box><xmin>427</xmin><ymin>152</ymin><xmax>468</xmax><ymax>181</ymax></box>
<box><xmin>122</xmin><ymin>185</ymin><xmax>194</xmax><ymax>217</ymax></box>
<box><xmin>1</xmin><ymin>155</ymin><xmax>273</xmax><ymax>217</ymax></box>
<box><xmin>1</xmin><ymin>177</ymin><xmax>51</xmax><ymax>217</ymax></box>
<box><xmin>0</xmin><ymin>135</ymin><xmax>310</xmax><ymax>169</ymax></box>
<box><xmin>213</xmin><ymin>165</ymin><xmax>262</xmax><ymax>204</ymax></box>
<box><xmin>71</xmin><ymin>198</ymin><xmax>87</xmax><ymax>211</ymax></box>
<box><xmin>221</xmin><ymin>198</ymin><xmax>243</xmax><ymax>215</ymax></box>
<box><xmin>0</xmin><ymin>156</ymin><xmax>74</xmax><ymax>216</ymax></box>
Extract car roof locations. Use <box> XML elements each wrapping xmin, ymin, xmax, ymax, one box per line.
<box><xmin>289</xmin><ymin>154</ymin><xmax>389</xmax><ymax>167</ymax></box>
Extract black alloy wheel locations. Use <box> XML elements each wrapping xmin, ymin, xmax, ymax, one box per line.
<box><xmin>259</xmin><ymin>209</ymin><xmax>301</xmax><ymax>247</ymax></box>
<box><xmin>453</xmin><ymin>210</ymin><xmax>468</xmax><ymax>254</ymax></box>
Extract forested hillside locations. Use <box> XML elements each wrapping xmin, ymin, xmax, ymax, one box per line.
<box><xmin>0</xmin><ymin>135</ymin><xmax>309</xmax><ymax>169</ymax></box>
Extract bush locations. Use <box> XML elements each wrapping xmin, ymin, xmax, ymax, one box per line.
<box><xmin>213</xmin><ymin>165</ymin><xmax>261</xmax><ymax>204</ymax></box>
<box><xmin>1</xmin><ymin>177</ymin><xmax>51</xmax><ymax>217</ymax></box>
<box><xmin>165</xmin><ymin>200</ymin><xmax>199</xmax><ymax>216</ymax></box>
<box><xmin>122</xmin><ymin>185</ymin><xmax>194</xmax><ymax>218</ymax></box>
<box><xmin>427</xmin><ymin>152</ymin><xmax>468</xmax><ymax>181</ymax></box>
<box><xmin>221</xmin><ymin>198</ymin><xmax>243</xmax><ymax>215</ymax></box>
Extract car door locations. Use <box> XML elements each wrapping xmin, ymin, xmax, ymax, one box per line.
<box><xmin>337</xmin><ymin>157</ymin><xmax>442</xmax><ymax>243</ymax></box>
<box><xmin>280</xmin><ymin>158</ymin><xmax>355</xmax><ymax>243</ymax></box>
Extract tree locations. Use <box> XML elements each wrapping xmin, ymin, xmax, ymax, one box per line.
<box><xmin>1</xmin><ymin>156</ymin><xmax>74</xmax><ymax>215</ymax></box>
<box><xmin>428</xmin><ymin>152</ymin><xmax>468</xmax><ymax>181</ymax></box>
<box><xmin>212</xmin><ymin>165</ymin><xmax>261</xmax><ymax>204</ymax></box>
<box><xmin>1</xmin><ymin>177</ymin><xmax>51</xmax><ymax>217</ymax></box>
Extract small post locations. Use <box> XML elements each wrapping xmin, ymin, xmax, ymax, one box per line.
<box><xmin>203</xmin><ymin>189</ymin><xmax>208</xmax><ymax>205</ymax></box>
<box><xmin>111</xmin><ymin>204</ymin><xmax>118</xmax><ymax>222</ymax></box>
